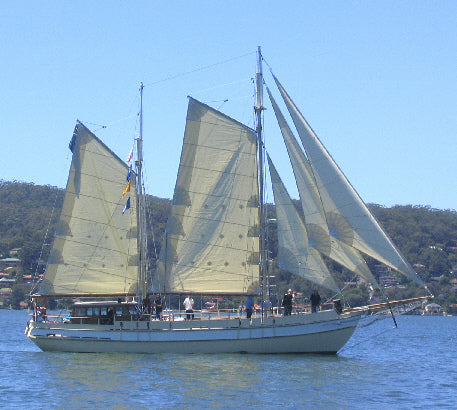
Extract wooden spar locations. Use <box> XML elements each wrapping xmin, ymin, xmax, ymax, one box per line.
<box><xmin>343</xmin><ymin>296</ymin><xmax>432</xmax><ymax>313</ymax></box>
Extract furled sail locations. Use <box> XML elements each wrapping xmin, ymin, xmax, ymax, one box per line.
<box><xmin>39</xmin><ymin>122</ymin><xmax>138</xmax><ymax>296</ymax></box>
<box><xmin>273</xmin><ymin>75</ymin><xmax>423</xmax><ymax>285</ymax></box>
<box><xmin>267</xmin><ymin>87</ymin><xmax>379</xmax><ymax>288</ymax></box>
<box><xmin>267</xmin><ymin>155</ymin><xmax>340</xmax><ymax>293</ymax></box>
<box><xmin>156</xmin><ymin>98</ymin><xmax>260</xmax><ymax>294</ymax></box>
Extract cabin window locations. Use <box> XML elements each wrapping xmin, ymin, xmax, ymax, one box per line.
<box><xmin>100</xmin><ymin>307</ymin><xmax>108</xmax><ymax>316</ymax></box>
<box><xmin>75</xmin><ymin>308</ymin><xmax>85</xmax><ymax>317</ymax></box>
<box><xmin>115</xmin><ymin>306</ymin><xmax>123</xmax><ymax>316</ymax></box>
<box><xmin>87</xmin><ymin>307</ymin><xmax>100</xmax><ymax>316</ymax></box>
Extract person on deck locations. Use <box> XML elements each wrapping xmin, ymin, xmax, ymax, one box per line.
<box><xmin>310</xmin><ymin>289</ymin><xmax>321</xmax><ymax>313</ymax></box>
<box><xmin>183</xmin><ymin>295</ymin><xmax>194</xmax><ymax>320</ymax></box>
<box><xmin>282</xmin><ymin>289</ymin><xmax>293</xmax><ymax>316</ymax></box>
<box><xmin>154</xmin><ymin>294</ymin><xmax>163</xmax><ymax>320</ymax></box>
<box><xmin>143</xmin><ymin>296</ymin><xmax>152</xmax><ymax>315</ymax></box>
<box><xmin>245</xmin><ymin>295</ymin><xmax>253</xmax><ymax>319</ymax></box>
<box><xmin>107</xmin><ymin>307</ymin><xmax>114</xmax><ymax>325</ymax></box>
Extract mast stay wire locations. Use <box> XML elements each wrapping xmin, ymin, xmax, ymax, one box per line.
<box><xmin>142</xmin><ymin>51</ymin><xmax>256</xmax><ymax>88</ymax></box>
<box><xmin>338</xmin><ymin>319</ymin><xmax>397</xmax><ymax>353</ymax></box>
<box><xmin>83</xmin><ymin>52</ymin><xmax>256</xmax><ymax>132</ymax></box>
<box><xmin>29</xmin><ymin>187</ymin><xmax>61</xmax><ymax>296</ymax></box>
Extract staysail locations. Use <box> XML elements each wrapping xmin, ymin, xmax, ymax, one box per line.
<box><xmin>156</xmin><ymin>98</ymin><xmax>260</xmax><ymax>294</ymax></box>
<box><xmin>273</xmin><ymin>75</ymin><xmax>423</xmax><ymax>285</ymax></box>
<box><xmin>267</xmin><ymin>155</ymin><xmax>340</xmax><ymax>293</ymax></box>
<box><xmin>267</xmin><ymin>87</ymin><xmax>378</xmax><ymax>288</ymax></box>
<box><xmin>39</xmin><ymin>122</ymin><xmax>138</xmax><ymax>296</ymax></box>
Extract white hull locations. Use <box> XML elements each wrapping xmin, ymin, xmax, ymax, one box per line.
<box><xmin>26</xmin><ymin>310</ymin><xmax>360</xmax><ymax>354</ymax></box>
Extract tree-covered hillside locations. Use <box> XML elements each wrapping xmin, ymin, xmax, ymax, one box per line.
<box><xmin>1</xmin><ymin>181</ymin><xmax>457</xmax><ymax>310</ymax></box>
<box><xmin>0</xmin><ymin>181</ymin><xmax>64</xmax><ymax>271</ymax></box>
<box><xmin>370</xmin><ymin>204</ymin><xmax>457</xmax><ymax>281</ymax></box>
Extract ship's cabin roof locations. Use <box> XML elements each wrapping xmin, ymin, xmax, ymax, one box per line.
<box><xmin>72</xmin><ymin>300</ymin><xmax>138</xmax><ymax>307</ymax></box>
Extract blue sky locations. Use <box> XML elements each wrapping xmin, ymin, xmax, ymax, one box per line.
<box><xmin>1</xmin><ymin>1</ymin><xmax>456</xmax><ymax>210</ymax></box>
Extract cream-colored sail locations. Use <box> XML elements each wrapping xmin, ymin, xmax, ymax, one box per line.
<box><xmin>273</xmin><ymin>76</ymin><xmax>423</xmax><ymax>285</ymax></box>
<box><xmin>39</xmin><ymin>122</ymin><xmax>138</xmax><ymax>296</ymax></box>
<box><xmin>267</xmin><ymin>88</ymin><xmax>378</xmax><ymax>288</ymax></box>
<box><xmin>156</xmin><ymin>98</ymin><xmax>260</xmax><ymax>294</ymax></box>
<box><xmin>268</xmin><ymin>155</ymin><xmax>339</xmax><ymax>293</ymax></box>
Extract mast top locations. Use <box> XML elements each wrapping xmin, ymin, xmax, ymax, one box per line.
<box><xmin>255</xmin><ymin>47</ymin><xmax>264</xmax><ymax>112</ymax></box>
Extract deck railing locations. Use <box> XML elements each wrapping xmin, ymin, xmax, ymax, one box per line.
<box><xmin>29</xmin><ymin>303</ymin><xmax>336</xmax><ymax>324</ymax></box>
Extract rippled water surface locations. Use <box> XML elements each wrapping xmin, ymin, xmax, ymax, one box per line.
<box><xmin>1</xmin><ymin>310</ymin><xmax>455</xmax><ymax>408</ymax></box>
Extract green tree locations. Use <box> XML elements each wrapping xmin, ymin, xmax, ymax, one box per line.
<box><xmin>10</xmin><ymin>285</ymin><xmax>26</xmax><ymax>309</ymax></box>
<box><xmin>342</xmin><ymin>287</ymin><xmax>369</xmax><ymax>307</ymax></box>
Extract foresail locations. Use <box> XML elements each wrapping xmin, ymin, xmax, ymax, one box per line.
<box><xmin>39</xmin><ymin>123</ymin><xmax>138</xmax><ymax>296</ymax></box>
<box><xmin>156</xmin><ymin>98</ymin><xmax>260</xmax><ymax>294</ymax></box>
<box><xmin>267</xmin><ymin>88</ymin><xmax>379</xmax><ymax>288</ymax></box>
<box><xmin>273</xmin><ymin>75</ymin><xmax>423</xmax><ymax>285</ymax></box>
<box><xmin>267</xmin><ymin>155</ymin><xmax>340</xmax><ymax>293</ymax></box>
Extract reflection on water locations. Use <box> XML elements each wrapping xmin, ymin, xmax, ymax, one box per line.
<box><xmin>1</xmin><ymin>311</ymin><xmax>456</xmax><ymax>408</ymax></box>
<box><xmin>49</xmin><ymin>354</ymin><xmax>142</xmax><ymax>408</ymax></box>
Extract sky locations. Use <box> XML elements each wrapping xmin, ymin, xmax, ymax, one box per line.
<box><xmin>1</xmin><ymin>1</ymin><xmax>456</xmax><ymax>210</ymax></box>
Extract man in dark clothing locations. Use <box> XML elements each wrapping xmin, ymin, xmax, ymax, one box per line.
<box><xmin>310</xmin><ymin>289</ymin><xmax>321</xmax><ymax>313</ymax></box>
<box><xmin>245</xmin><ymin>295</ymin><xmax>253</xmax><ymax>319</ymax></box>
<box><xmin>107</xmin><ymin>307</ymin><xmax>114</xmax><ymax>325</ymax></box>
<box><xmin>143</xmin><ymin>296</ymin><xmax>152</xmax><ymax>314</ymax></box>
<box><xmin>282</xmin><ymin>289</ymin><xmax>293</xmax><ymax>316</ymax></box>
<box><xmin>154</xmin><ymin>294</ymin><xmax>163</xmax><ymax>320</ymax></box>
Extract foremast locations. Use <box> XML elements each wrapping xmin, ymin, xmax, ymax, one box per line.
<box><xmin>136</xmin><ymin>83</ymin><xmax>148</xmax><ymax>300</ymax></box>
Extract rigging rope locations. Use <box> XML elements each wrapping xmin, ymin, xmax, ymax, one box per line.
<box><xmin>80</xmin><ymin>122</ymin><xmax>107</xmax><ymax>132</ymax></box>
<box><xmin>143</xmin><ymin>51</ymin><xmax>256</xmax><ymax>88</ymax></box>
<box><xmin>30</xmin><ymin>202</ymin><xmax>90</xmax><ymax>321</ymax></box>
<box><xmin>80</xmin><ymin>113</ymin><xmax>139</xmax><ymax>133</ymax></box>
<box><xmin>339</xmin><ymin>316</ymin><xmax>396</xmax><ymax>353</ymax></box>
<box><xmin>190</xmin><ymin>78</ymin><xmax>251</xmax><ymax>97</ymax></box>
<box><xmin>30</xmin><ymin>187</ymin><xmax>61</xmax><ymax>296</ymax></box>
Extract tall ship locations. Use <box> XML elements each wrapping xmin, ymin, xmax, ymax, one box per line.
<box><xmin>25</xmin><ymin>48</ymin><xmax>430</xmax><ymax>353</ymax></box>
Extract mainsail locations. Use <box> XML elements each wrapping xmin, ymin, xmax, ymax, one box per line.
<box><xmin>268</xmin><ymin>155</ymin><xmax>340</xmax><ymax>293</ymax></box>
<box><xmin>267</xmin><ymin>87</ymin><xmax>378</xmax><ymax>288</ymax></box>
<box><xmin>273</xmin><ymin>75</ymin><xmax>423</xmax><ymax>285</ymax></box>
<box><xmin>156</xmin><ymin>98</ymin><xmax>260</xmax><ymax>294</ymax></box>
<box><xmin>39</xmin><ymin>122</ymin><xmax>138</xmax><ymax>296</ymax></box>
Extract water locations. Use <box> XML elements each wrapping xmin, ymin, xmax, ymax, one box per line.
<box><xmin>1</xmin><ymin>310</ymin><xmax>455</xmax><ymax>409</ymax></box>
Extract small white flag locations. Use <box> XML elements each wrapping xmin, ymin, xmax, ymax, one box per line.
<box><xmin>126</xmin><ymin>147</ymin><xmax>134</xmax><ymax>165</ymax></box>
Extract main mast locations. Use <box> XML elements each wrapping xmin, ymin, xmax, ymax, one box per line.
<box><xmin>255</xmin><ymin>47</ymin><xmax>267</xmax><ymax>311</ymax></box>
<box><xmin>137</xmin><ymin>83</ymin><xmax>148</xmax><ymax>300</ymax></box>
